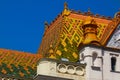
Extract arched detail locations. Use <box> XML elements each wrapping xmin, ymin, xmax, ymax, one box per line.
<box><xmin>80</xmin><ymin>53</ymin><xmax>84</xmax><ymax>60</ymax></box>
<box><xmin>57</xmin><ymin>64</ymin><xmax>67</xmax><ymax>73</ymax></box>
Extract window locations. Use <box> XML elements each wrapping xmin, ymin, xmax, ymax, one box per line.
<box><xmin>91</xmin><ymin>52</ymin><xmax>101</xmax><ymax>70</ymax></box>
<box><xmin>111</xmin><ymin>57</ymin><xmax>116</xmax><ymax>71</ymax></box>
<box><xmin>92</xmin><ymin>52</ymin><xmax>98</xmax><ymax>66</ymax></box>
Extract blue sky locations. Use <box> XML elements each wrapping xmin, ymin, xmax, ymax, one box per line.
<box><xmin>0</xmin><ymin>0</ymin><xmax>120</xmax><ymax>53</ymax></box>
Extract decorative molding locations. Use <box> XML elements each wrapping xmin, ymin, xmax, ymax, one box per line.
<box><xmin>57</xmin><ymin>63</ymin><xmax>85</xmax><ymax>76</ymax></box>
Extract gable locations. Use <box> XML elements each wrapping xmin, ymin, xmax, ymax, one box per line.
<box><xmin>107</xmin><ymin>24</ymin><xmax>120</xmax><ymax>49</ymax></box>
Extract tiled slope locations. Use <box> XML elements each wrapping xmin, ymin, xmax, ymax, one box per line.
<box><xmin>0</xmin><ymin>49</ymin><xmax>42</xmax><ymax>79</ymax></box>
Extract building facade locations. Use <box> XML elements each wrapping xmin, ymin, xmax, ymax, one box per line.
<box><xmin>36</xmin><ymin>3</ymin><xmax>120</xmax><ymax>80</ymax></box>
<box><xmin>0</xmin><ymin>3</ymin><xmax>120</xmax><ymax>80</ymax></box>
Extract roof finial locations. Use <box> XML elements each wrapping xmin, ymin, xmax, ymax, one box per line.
<box><xmin>62</xmin><ymin>2</ymin><xmax>71</xmax><ymax>16</ymax></box>
<box><xmin>44</xmin><ymin>21</ymin><xmax>49</xmax><ymax>26</ymax></box>
<box><xmin>64</xmin><ymin>2</ymin><xmax>68</xmax><ymax>9</ymax></box>
<box><xmin>88</xmin><ymin>8</ymin><xmax>91</xmax><ymax>12</ymax></box>
<box><xmin>44</xmin><ymin>21</ymin><xmax>49</xmax><ymax>31</ymax></box>
<box><xmin>119</xmin><ymin>8</ymin><xmax>120</xmax><ymax>12</ymax></box>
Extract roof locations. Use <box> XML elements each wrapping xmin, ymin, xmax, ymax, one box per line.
<box><xmin>38</xmin><ymin>3</ymin><xmax>120</xmax><ymax>62</ymax></box>
<box><xmin>0</xmin><ymin>48</ymin><xmax>42</xmax><ymax>79</ymax></box>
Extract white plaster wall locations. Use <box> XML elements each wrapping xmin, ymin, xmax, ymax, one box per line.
<box><xmin>80</xmin><ymin>47</ymin><xmax>120</xmax><ymax>80</ymax></box>
<box><xmin>37</xmin><ymin>47</ymin><xmax>120</xmax><ymax>80</ymax></box>
<box><xmin>116</xmin><ymin>56</ymin><xmax>120</xmax><ymax>71</ymax></box>
<box><xmin>103</xmin><ymin>51</ymin><xmax>120</xmax><ymax>80</ymax></box>
<box><xmin>80</xmin><ymin>47</ymin><xmax>102</xmax><ymax>80</ymax></box>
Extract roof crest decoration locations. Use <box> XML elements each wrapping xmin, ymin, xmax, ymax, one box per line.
<box><xmin>62</xmin><ymin>2</ymin><xmax>71</xmax><ymax>16</ymax></box>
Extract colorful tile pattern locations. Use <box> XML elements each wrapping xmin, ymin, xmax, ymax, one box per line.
<box><xmin>38</xmin><ymin>11</ymin><xmax>116</xmax><ymax>62</ymax></box>
<box><xmin>0</xmin><ymin>49</ymin><xmax>42</xmax><ymax>79</ymax></box>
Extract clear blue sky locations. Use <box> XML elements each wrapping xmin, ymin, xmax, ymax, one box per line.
<box><xmin>0</xmin><ymin>0</ymin><xmax>120</xmax><ymax>53</ymax></box>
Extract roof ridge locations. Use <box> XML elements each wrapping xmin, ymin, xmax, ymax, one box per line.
<box><xmin>70</xmin><ymin>9</ymin><xmax>112</xmax><ymax>20</ymax></box>
<box><xmin>0</xmin><ymin>48</ymin><xmax>36</xmax><ymax>55</ymax></box>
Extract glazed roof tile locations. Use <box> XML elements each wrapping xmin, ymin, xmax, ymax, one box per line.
<box><xmin>0</xmin><ymin>48</ymin><xmax>42</xmax><ymax>79</ymax></box>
